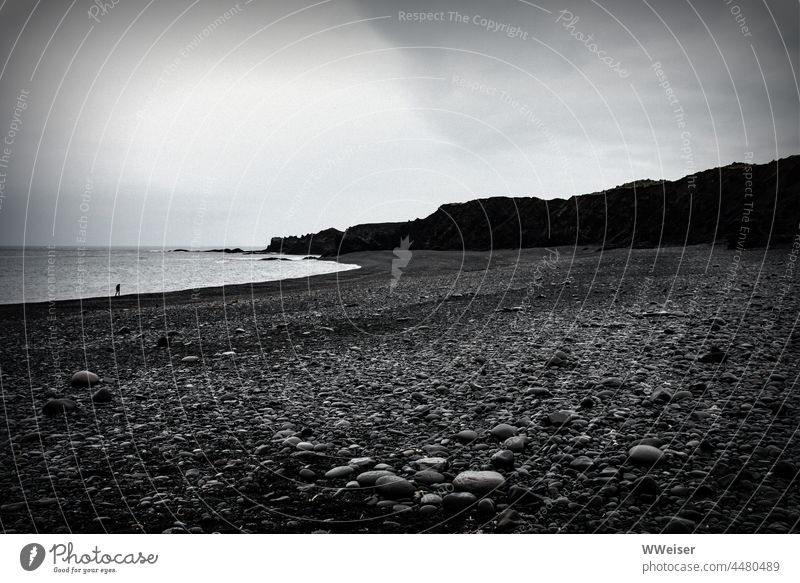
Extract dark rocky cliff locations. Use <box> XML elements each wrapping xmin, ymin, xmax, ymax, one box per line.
<box><xmin>266</xmin><ymin>156</ymin><xmax>800</xmax><ymax>255</ymax></box>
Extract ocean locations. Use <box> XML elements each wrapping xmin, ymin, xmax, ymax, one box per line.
<box><xmin>0</xmin><ymin>247</ymin><xmax>360</xmax><ymax>305</ymax></box>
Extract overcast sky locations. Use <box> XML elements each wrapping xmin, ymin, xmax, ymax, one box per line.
<box><xmin>0</xmin><ymin>0</ymin><xmax>797</xmax><ymax>247</ymax></box>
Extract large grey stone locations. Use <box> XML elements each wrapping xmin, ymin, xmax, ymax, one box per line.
<box><xmin>442</xmin><ymin>492</ymin><xmax>477</xmax><ymax>512</ymax></box>
<box><xmin>356</xmin><ymin>470</ymin><xmax>395</xmax><ymax>487</ymax></box>
<box><xmin>453</xmin><ymin>470</ymin><xmax>505</xmax><ymax>494</ymax></box>
<box><xmin>91</xmin><ymin>387</ymin><xmax>113</xmax><ymax>403</ymax></box>
<box><xmin>454</xmin><ymin>429</ymin><xmax>478</xmax><ymax>443</ymax></box>
<box><xmin>414</xmin><ymin>457</ymin><xmax>447</xmax><ymax>471</ymax></box>
<box><xmin>324</xmin><ymin>466</ymin><xmax>354</xmax><ymax>479</ymax></box>
<box><xmin>628</xmin><ymin>445</ymin><xmax>664</xmax><ymax>466</ymax></box>
<box><xmin>491</xmin><ymin>449</ymin><xmax>515</xmax><ymax>470</ymax></box>
<box><xmin>503</xmin><ymin>436</ymin><xmax>527</xmax><ymax>452</ymax></box>
<box><xmin>71</xmin><ymin>370</ymin><xmax>100</xmax><ymax>387</ymax></box>
<box><xmin>490</xmin><ymin>423</ymin><xmax>517</xmax><ymax>440</ymax></box>
<box><xmin>42</xmin><ymin>399</ymin><xmax>77</xmax><ymax>416</ymax></box>
<box><xmin>375</xmin><ymin>475</ymin><xmax>415</xmax><ymax>498</ymax></box>
<box><xmin>413</xmin><ymin>470</ymin><xmax>445</xmax><ymax>485</ymax></box>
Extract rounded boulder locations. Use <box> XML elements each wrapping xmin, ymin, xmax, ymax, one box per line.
<box><xmin>453</xmin><ymin>470</ymin><xmax>505</xmax><ymax>494</ymax></box>
<box><xmin>628</xmin><ymin>444</ymin><xmax>664</xmax><ymax>467</ymax></box>
<box><xmin>70</xmin><ymin>370</ymin><xmax>100</xmax><ymax>387</ymax></box>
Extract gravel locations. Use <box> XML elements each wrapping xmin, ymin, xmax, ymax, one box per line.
<box><xmin>1</xmin><ymin>245</ymin><xmax>797</xmax><ymax>534</ymax></box>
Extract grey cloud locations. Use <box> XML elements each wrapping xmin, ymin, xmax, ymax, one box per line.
<box><xmin>0</xmin><ymin>0</ymin><xmax>796</xmax><ymax>246</ymax></box>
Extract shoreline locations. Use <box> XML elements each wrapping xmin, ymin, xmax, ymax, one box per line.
<box><xmin>0</xmin><ymin>248</ymin><xmax>517</xmax><ymax>317</ymax></box>
<box><xmin>0</xmin><ymin>251</ymin><xmax>364</xmax><ymax>316</ymax></box>
<box><xmin>2</xmin><ymin>241</ymin><xmax>791</xmax><ymax>316</ymax></box>
<box><xmin>0</xmin><ymin>252</ymin><xmax>382</xmax><ymax>317</ymax></box>
<box><xmin>0</xmin><ymin>260</ymin><xmax>363</xmax><ymax>314</ymax></box>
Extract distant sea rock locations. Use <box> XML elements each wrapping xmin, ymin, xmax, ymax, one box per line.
<box><xmin>205</xmin><ymin>248</ymin><xmax>245</xmax><ymax>254</ymax></box>
<box><xmin>265</xmin><ymin>156</ymin><xmax>800</xmax><ymax>255</ymax></box>
<box><xmin>201</xmin><ymin>248</ymin><xmax>271</xmax><ymax>255</ymax></box>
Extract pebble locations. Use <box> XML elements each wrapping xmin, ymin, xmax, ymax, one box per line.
<box><xmin>454</xmin><ymin>429</ymin><xmax>478</xmax><ymax>443</ymax></box>
<box><xmin>375</xmin><ymin>475</ymin><xmax>415</xmax><ymax>499</ymax></box>
<box><xmin>442</xmin><ymin>492</ymin><xmax>477</xmax><ymax>512</ymax></box>
<box><xmin>475</xmin><ymin>498</ymin><xmax>495</xmax><ymax>521</ymax></box>
<box><xmin>600</xmin><ymin>377</ymin><xmax>624</xmax><ymax>387</ymax></box>
<box><xmin>1</xmin><ymin>502</ymin><xmax>26</xmax><ymax>513</ymax></box>
<box><xmin>348</xmin><ymin>457</ymin><xmax>375</xmax><ymax>469</ymax></box>
<box><xmin>631</xmin><ymin>475</ymin><xmax>661</xmax><ymax>496</ymax></box>
<box><xmin>299</xmin><ymin>468</ymin><xmax>316</xmax><ymax>480</ymax></box>
<box><xmin>414</xmin><ymin>457</ymin><xmax>447</xmax><ymax>471</ymax></box>
<box><xmin>181</xmin><ymin>356</ymin><xmax>200</xmax><ymax>363</ymax></box>
<box><xmin>91</xmin><ymin>388</ymin><xmax>113</xmax><ymax>403</ymax></box>
<box><xmin>419</xmin><ymin>504</ymin><xmax>438</xmax><ymax>517</ymax></box>
<box><xmin>356</xmin><ymin>470</ymin><xmax>395</xmax><ymax>487</ymax></box>
<box><xmin>71</xmin><ymin>370</ymin><xmax>100</xmax><ymax>387</ymax></box>
<box><xmin>490</xmin><ymin>423</ymin><xmax>517</xmax><ymax>440</ymax></box>
<box><xmin>503</xmin><ymin>436</ymin><xmax>527</xmax><ymax>452</ymax></box>
<box><xmin>324</xmin><ymin>466</ymin><xmax>354</xmax><ymax>479</ymax></box>
<box><xmin>669</xmin><ymin>485</ymin><xmax>690</xmax><ymax>497</ymax></box>
<box><xmin>547</xmin><ymin>411</ymin><xmax>573</xmax><ymax>426</ymax></box>
<box><xmin>569</xmin><ymin>456</ymin><xmax>594</xmax><ymax>472</ymax></box>
<box><xmin>42</xmin><ymin>399</ymin><xmax>77</xmax><ymax>416</ymax></box>
<box><xmin>490</xmin><ymin>449</ymin><xmax>515</xmax><ymax>470</ymax></box>
<box><xmin>420</xmin><ymin>493</ymin><xmax>442</xmax><ymax>505</ymax></box>
<box><xmin>698</xmin><ymin>349</ymin><xmax>726</xmax><ymax>363</ymax></box>
<box><xmin>651</xmin><ymin>388</ymin><xmax>673</xmax><ymax>403</ymax></box>
<box><xmin>627</xmin><ymin>445</ymin><xmax>664</xmax><ymax>466</ymax></box>
<box><xmin>496</xmin><ymin>508</ymin><xmax>523</xmax><ymax>532</ymax></box>
<box><xmin>453</xmin><ymin>470</ymin><xmax>505</xmax><ymax>494</ymax></box>
<box><xmin>413</xmin><ymin>470</ymin><xmax>445</xmax><ymax>485</ymax></box>
<box><xmin>773</xmin><ymin>461</ymin><xmax>797</xmax><ymax>479</ymax></box>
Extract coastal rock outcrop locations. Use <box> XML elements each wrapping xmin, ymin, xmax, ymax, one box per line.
<box><xmin>266</xmin><ymin>156</ymin><xmax>800</xmax><ymax>256</ymax></box>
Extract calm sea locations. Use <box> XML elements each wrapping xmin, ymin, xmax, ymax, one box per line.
<box><xmin>0</xmin><ymin>247</ymin><xmax>360</xmax><ymax>305</ymax></box>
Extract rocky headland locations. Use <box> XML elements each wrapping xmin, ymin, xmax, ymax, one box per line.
<box><xmin>267</xmin><ymin>156</ymin><xmax>800</xmax><ymax>256</ymax></box>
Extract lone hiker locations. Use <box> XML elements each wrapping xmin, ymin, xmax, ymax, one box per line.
<box><xmin>115</xmin><ymin>283</ymin><xmax>120</xmax><ymax>297</ymax></box>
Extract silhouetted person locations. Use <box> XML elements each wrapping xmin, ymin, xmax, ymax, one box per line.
<box><xmin>115</xmin><ymin>283</ymin><xmax>120</xmax><ymax>297</ymax></box>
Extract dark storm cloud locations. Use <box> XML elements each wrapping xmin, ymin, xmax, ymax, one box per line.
<box><xmin>0</xmin><ymin>0</ymin><xmax>796</xmax><ymax>247</ymax></box>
